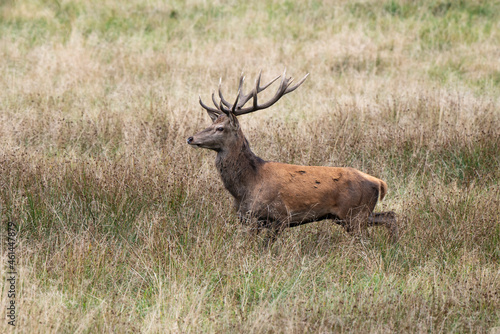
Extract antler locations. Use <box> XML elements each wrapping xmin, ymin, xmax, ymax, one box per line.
<box><xmin>199</xmin><ymin>70</ymin><xmax>309</xmax><ymax>117</ymax></box>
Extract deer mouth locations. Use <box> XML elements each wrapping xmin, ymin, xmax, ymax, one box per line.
<box><xmin>187</xmin><ymin>140</ymin><xmax>202</xmax><ymax>148</ymax></box>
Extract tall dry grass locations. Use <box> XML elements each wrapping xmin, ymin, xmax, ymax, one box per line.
<box><xmin>0</xmin><ymin>0</ymin><xmax>499</xmax><ymax>332</ymax></box>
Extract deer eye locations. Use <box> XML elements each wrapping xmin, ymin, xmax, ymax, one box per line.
<box><xmin>216</xmin><ymin>127</ymin><xmax>224</xmax><ymax>132</ymax></box>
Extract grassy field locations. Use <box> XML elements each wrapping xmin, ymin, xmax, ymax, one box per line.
<box><xmin>0</xmin><ymin>0</ymin><xmax>499</xmax><ymax>332</ymax></box>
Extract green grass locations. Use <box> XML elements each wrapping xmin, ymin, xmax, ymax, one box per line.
<box><xmin>0</xmin><ymin>0</ymin><xmax>499</xmax><ymax>332</ymax></box>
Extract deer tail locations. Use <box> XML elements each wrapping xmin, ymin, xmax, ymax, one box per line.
<box><xmin>379</xmin><ymin>180</ymin><xmax>388</xmax><ymax>201</ymax></box>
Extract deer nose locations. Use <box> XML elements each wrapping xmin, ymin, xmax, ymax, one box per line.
<box><xmin>187</xmin><ymin>136</ymin><xmax>194</xmax><ymax>144</ymax></box>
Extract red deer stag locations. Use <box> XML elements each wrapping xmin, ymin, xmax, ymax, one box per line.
<box><xmin>187</xmin><ymin>70</ymin><xmax>397</xmax><ymax>241</ymax></box>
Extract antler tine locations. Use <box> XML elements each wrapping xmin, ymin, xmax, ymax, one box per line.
<box><xmin>218</xmin><ymin>78</ymin><xmax>233</xmax><ymax>109</ymax></box>
<box><xmin>237</xmin><ymin>74</ymin><xmax>247</xmax><ymax>103</ymax></box>
<box><xmin>219</xmin><ymin>100</ymin><xmax>226</xmax><ymax>114</ymax></box>
<box><xmin>199</xmin><ymin>95</ymin><xmax>221</xmax><ymax>114</ymax></box>
<box><xmin>236</xmin><ymin>92</ymin><xmax>254</xmax><ymax>110</ymax></box>
<box><xmin>257</xmin><ymin>73</ymin><xmax>281</xmax><ymax>92</ymax></box>
<box><xmin>236</xmin><ymin>73</ymin><xmax>256</xmax><ymax>109</ymax></box>
<box><xmin>255</xmin><ymin>70</ymin><xmax>262</xmax><ymax>91</ymax></box>
<box><xmin>284</xmin><ymin>73</ymin><xmax>309</xmax><ymax>94</ymax></box>
<box><xmin>250</xmin><ymin>71</ymin><xmax>263</xmax><ymax>109</ymax></box>
<box><xmin>232</xmin><ymin>88</ymin><xmax>241</xmax><ymax>113</ymax></box>
<box><xmin>238</xmin><ymin>73</ymin><xmax>245</xmax><ymax>92</ymax></box>
<box><xmin>278</xmin><ymin>68</ymin><xmax>289</xmax><ymax>93</ymax></box>
<box><xmin>211</xmin><ymin>92</ymin><xmax>219</xmax><ymax>109</ymax></box>
<box><xmin>211</xmin><ymin>92</ymin><xmax>230</xmax><ymax>115</ymax></box>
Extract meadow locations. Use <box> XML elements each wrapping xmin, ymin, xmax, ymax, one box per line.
<box><xmin>0</xmin><ymin>0</ymin><xmax>499</xmax><ymax>332</ymax></box>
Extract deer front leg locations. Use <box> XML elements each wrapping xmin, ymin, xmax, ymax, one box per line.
<box><xmin>271</xmin><ymin>221</ymin><xmax>287</xmax><ymax>240</ymax></box>
<box><xmin>237</xmin><ymin>212</ymin><xmax>264</xmax><ymax>239</ymax></box>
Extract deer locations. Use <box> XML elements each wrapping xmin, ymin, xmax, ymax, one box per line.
<box><xmin>187</xmin><ymin>70</ymin><xmax>398</xmax><ymax>242</ymax></box>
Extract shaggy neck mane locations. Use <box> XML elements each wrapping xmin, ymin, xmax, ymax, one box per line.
<box><xmin>215</xmin><ymin>134</ymin><xmax>265</xmax><ymax>202</ymax></box>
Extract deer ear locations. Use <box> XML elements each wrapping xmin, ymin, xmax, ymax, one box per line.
<box><xmin>206</xmin><ymin>110</ymin><xmax>219</xmax><ymax>122</ymax></box>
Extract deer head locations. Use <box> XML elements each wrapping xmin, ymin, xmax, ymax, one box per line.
<box><xmin>187</xmin><ymin>70</ymin><xmax>309</xmax><ymax>152</ymax></box>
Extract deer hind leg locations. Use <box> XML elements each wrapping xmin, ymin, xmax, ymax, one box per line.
<box><xmin>344</xmin><ymin>186</ymin><xmax>381</xmax><ymax>239</ymax></box>
<box><xmin>368</xmin><ymin>211</ymin><xmax>398</xmax><ymax>243</ymax></box>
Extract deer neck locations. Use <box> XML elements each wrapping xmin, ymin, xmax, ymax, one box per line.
<box><xmin>215</xmin><ymin>136</ymin><xmax>264</xmax><ymax>202</ymax></box>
